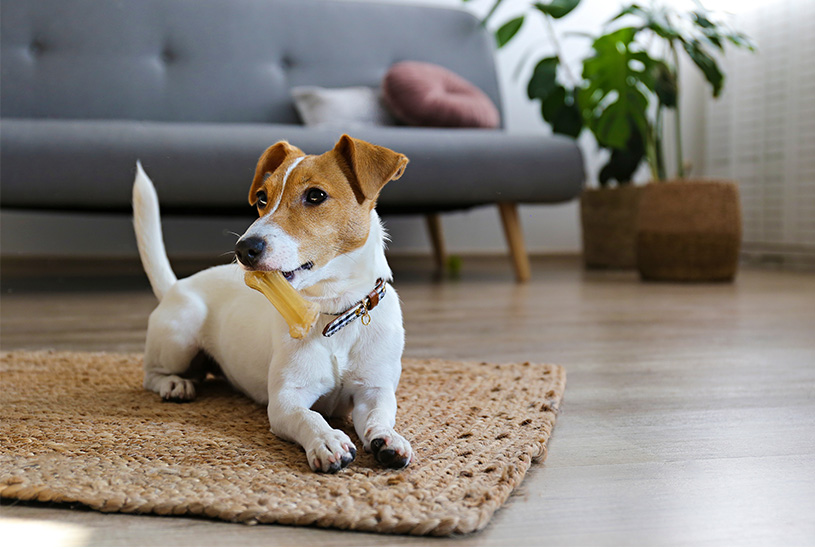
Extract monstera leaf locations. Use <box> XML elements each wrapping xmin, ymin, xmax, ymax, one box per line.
<box><xmin>527</xmin><ymin>57</ymin><xmax>583</xmax><ymax>138</ymax></box>
<box><xmin>534</xmin><ymin>0</ymin><xmax>580</xmax><ymax>19</ymax></box>
<box><xmin>651</xmin><ymin>59</ymin><xmax>677</xmax><ymax>108</ymax></box>
<box><xmin>682</xmin><ymin>39</ymin><xmax>723</xmax><ymax>97</ymax></box>
<box><xmin>545</xmin><ymin>87</ymin><xmax>583</xmax><ymax>138</ymax></box>
<box><xmin>611</xmin><ymin>2</ymin><xmax>755</xmax><ymax>99</ymax></box>
<box><xmin>496</xmin><ymin>16</ymin><xmax>525</xmax><ymax>48</ymax></box>
<box><xmin>599</xmin><ymin>127</ymin><xmax>646</xmax><ymax>185</ymax></box>
<box><xmin>472</xmin><ymin>0</ymin><xmax>755</xmax><ymax>184</ymax></box>
<box><xmin>579</xmin><ymin>27</ymin><xmax>654</xmax><ymax>150</ymax></box>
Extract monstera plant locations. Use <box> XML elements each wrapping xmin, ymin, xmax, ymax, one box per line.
<box><xmin>471</xmin><ymin>0</ymin><xmax>755</xmax><ymax>278</ymax></box>
<box><xmin>475</xmin><ymin>0</ymin><xmax>755</xmax><ymax>184</ymax></box>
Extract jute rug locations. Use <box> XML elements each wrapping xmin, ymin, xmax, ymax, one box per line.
<box><xmin>0</xmin><ymin>350</ymin><xmax>565</xmax><ymax>536</ymax></box>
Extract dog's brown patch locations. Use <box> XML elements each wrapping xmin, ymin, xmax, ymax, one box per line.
<box><xmin>248</xmin><ymin>141</ymin><xmax>304</xmax><ymax>206</ymax></box>
<box><xmin>248</xmin><ymin>135</ymin><xmax>408</xmax><ymax>268</ymax></box>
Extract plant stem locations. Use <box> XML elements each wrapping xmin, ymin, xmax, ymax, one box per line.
<box><xmin>543</xmin><ymin>14</ymin><xmax>579</xmax><ymax>87</ymax></box>
<box><xmin>645</xmin><ymin>122</ymin><xmax>660</xmax><ymax>182</ymax></box>
<box><xmin>482</xmin><ymin>0</ymin><xmax>503</xmax><ymax>27</ymax></box>
<box><xmin>655</xmin><ymin>100</ymin><xmax>666</xmax><ymax>181</ymax></box>
<box><xmin>671</xmin><ymin>42</ymin><xmax>685</xmax><ymax>178</ymax></box>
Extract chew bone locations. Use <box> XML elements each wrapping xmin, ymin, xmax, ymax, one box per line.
<box><xmin>244</xmin><ymin>271</ymin><xmax>320</xmax><ymax>339</ymax></box>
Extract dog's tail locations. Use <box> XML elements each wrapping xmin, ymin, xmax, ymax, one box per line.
<box><xmin>132</xmin><ymin>161</ymin><xmax>177</xmax><ymax>301</ymax></box>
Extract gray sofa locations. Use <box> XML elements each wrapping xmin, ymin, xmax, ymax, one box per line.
<box><xmin>0</xmin><ymin>0</ymin><xmax>584</xmax><ymax>281</ymax></box>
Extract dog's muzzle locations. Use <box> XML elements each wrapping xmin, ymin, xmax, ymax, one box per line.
<box><xmin>235</xmin><ymin>237</ymin><xmax>313</xmax><ymax>281</ymax></box>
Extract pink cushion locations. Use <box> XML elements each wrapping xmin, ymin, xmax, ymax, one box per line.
<box><xmin>382</xmin><ymin>61</ymin><xmax>500</xmax><ymax>128</ymax></box>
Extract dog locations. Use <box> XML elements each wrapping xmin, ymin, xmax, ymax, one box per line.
<box><xmin>132</xmin><ymin>134</ymin><xmax>412</xmax><ymax>473</ymax></box>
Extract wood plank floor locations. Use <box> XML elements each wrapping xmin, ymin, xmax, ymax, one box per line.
<box><xmin>2</xmin><ymin>255</ymin><xmax>814</xmax><ymax>546</ymax></box>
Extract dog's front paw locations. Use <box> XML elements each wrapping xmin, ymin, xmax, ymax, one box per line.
<box><xmin>306</xmin><ymin>429</ymin><xmax>357</xmax><ymax>473</ymax></box>
<box><xmin>367</xmin><ymin>429</ymin><xmax>413</xmax><ymax>469</ymax></box>
<box><xmin>157</xmin><ymin>375</ymin><xmax>196</xmax><ymax>401</ymax></box>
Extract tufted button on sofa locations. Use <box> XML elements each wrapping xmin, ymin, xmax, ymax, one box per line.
<box><xmin>0</xmin><ymin>0</ymin><xmax>584</xmax><ymax>282</ymax></box>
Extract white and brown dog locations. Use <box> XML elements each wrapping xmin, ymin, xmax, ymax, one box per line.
<box><xmin>132</xmin><ymin>135</ymin><xmax>412</xmax><ymax>472</ymax></box>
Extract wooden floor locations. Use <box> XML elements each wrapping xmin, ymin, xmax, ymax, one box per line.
<box><xmin>1</xmin><ymin>255</ymin><xmax>814</xmax><ymax>546</ymax></box>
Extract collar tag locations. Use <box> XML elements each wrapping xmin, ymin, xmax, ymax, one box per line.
<box><xmin>359</xmin><ymin>306</ymin><xmax>372</xmax><ymax>326</ymax></box>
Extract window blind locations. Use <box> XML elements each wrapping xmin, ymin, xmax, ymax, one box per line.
<box><xmin>703</xmin><ymin>0</ymin><xmax>815</xmax><ymax>268</ymax></box>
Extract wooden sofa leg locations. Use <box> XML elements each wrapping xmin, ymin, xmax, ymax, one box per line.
<box><xmin>498</xmin><ymin>202</ymin><xmax>531</xmax><ymax>283</ymax></box>
<box><xmin>425</xmin><ymin>213</ymin><xmax>447</xmax><ymax>273</ymax></box>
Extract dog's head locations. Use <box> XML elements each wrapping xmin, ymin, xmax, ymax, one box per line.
<box><xmin>235</xmin><ymin>135</ymin><xmax>408</xmax><ymax>285</ymax></box>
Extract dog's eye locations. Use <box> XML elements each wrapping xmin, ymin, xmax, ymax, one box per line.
<box><xmin>304</xmin><ymin>188</ymin><xmax>328</xmax><ymax>205</ymax></box>
<box><xmin>255</xmin><ymin>190</ymin><xmax>268</xmax><ymax>208</ymax></box>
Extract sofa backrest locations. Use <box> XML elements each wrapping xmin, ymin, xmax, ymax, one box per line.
<box><xmin>0</xmin><ymin>0</ymin><xmax>502</xmax><ymax>126</ymax></box>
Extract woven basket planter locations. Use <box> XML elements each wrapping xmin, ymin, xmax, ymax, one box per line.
<box><xmin>636</xmin><ymin>179</ymin><xmax>742</xmax><ymax>282</ymax></box>
<box><xmin>580</xmin><ymin>185</ymin><xmax>643</xmax><ymax>269</ymax></box>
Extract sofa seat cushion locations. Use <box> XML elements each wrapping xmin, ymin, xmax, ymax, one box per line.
<box><xmin>0</xmin><ymin>119</ymin><xmax>584</xmax><ymax>215</ymax></box>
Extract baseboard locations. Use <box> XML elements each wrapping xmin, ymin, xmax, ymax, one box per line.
<box><xmin>0</xmin><ymin>252</ymin><xmax>582</xmax><ymax>284</ymax></box>
<box><xmin>0</xmin><ymin>255</ymin><xmax>232</xmax><ymax>280</ymax></box>
<box><xmin>739</xmin><ymin>242</ymin><xmax>815</xmax><ymax>271</ymax></box>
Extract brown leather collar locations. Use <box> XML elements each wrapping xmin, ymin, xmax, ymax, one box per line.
<box><xmin>322</xmin><ymin>278</ymin><xmax>387</xmax><ymax>337</ymax></box>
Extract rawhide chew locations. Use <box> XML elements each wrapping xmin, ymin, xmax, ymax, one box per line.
<box><xmin>244</xmin><ymin>271</ymin><xmax>320</xmax><ymax>339</ymax></box>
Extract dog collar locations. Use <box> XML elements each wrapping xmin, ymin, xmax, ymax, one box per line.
<box><xmin>322</xmin><ymin>278</ymin><xmax>387</xmax><ymax>337</ymax></box>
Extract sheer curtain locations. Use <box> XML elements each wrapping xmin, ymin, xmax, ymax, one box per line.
<box><xmin>702</xmin><ymin>0</ymin><xmax>815</xmax><ymax>268</ymax></box>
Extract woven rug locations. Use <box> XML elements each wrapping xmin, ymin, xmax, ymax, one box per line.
<box><xmin>0</xmin><ymin>350</ymin><xmax>565</xmax><ymax>536</ymax></box>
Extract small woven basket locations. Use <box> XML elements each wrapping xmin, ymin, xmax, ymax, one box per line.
<box><xmin>580</xmin><ymin>185</ymin><xmax>643</xmax><ymax>269</ymax></box>
<box><xmin>636</xmin><ymin>179</ymin><xmax>742</xmax><ymax>282</ymax></box>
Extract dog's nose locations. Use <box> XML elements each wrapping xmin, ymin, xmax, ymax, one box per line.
<box><xmin>235</xmin><ymin>236</ymin><xmax>266</xmax><ymax>268</ymax></box>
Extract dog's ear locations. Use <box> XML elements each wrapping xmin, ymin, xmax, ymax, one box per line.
<box><xmin>333</xmin><ymin>134</ymin><xmax>409</xmax><ymax>205</ymax></box>
<box><xmin>248</xmin><ymin>141</ymin><xmax>305</xmax><ymax>206</ymax></box>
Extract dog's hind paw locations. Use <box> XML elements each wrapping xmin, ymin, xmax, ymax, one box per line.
<box><xmin>368</xmin><ymin>431</ymin><xmax>413</xmax><ymax>469</ymax></box>
<box><xmin>307</xmin><ymin>429</ymin><xmax>356</xmax><ymax>473</ymax></box>
<box><xmin>158</xmin><ymin>375</ymin><xmax>196</xmax><ymax>402</ymax></box>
